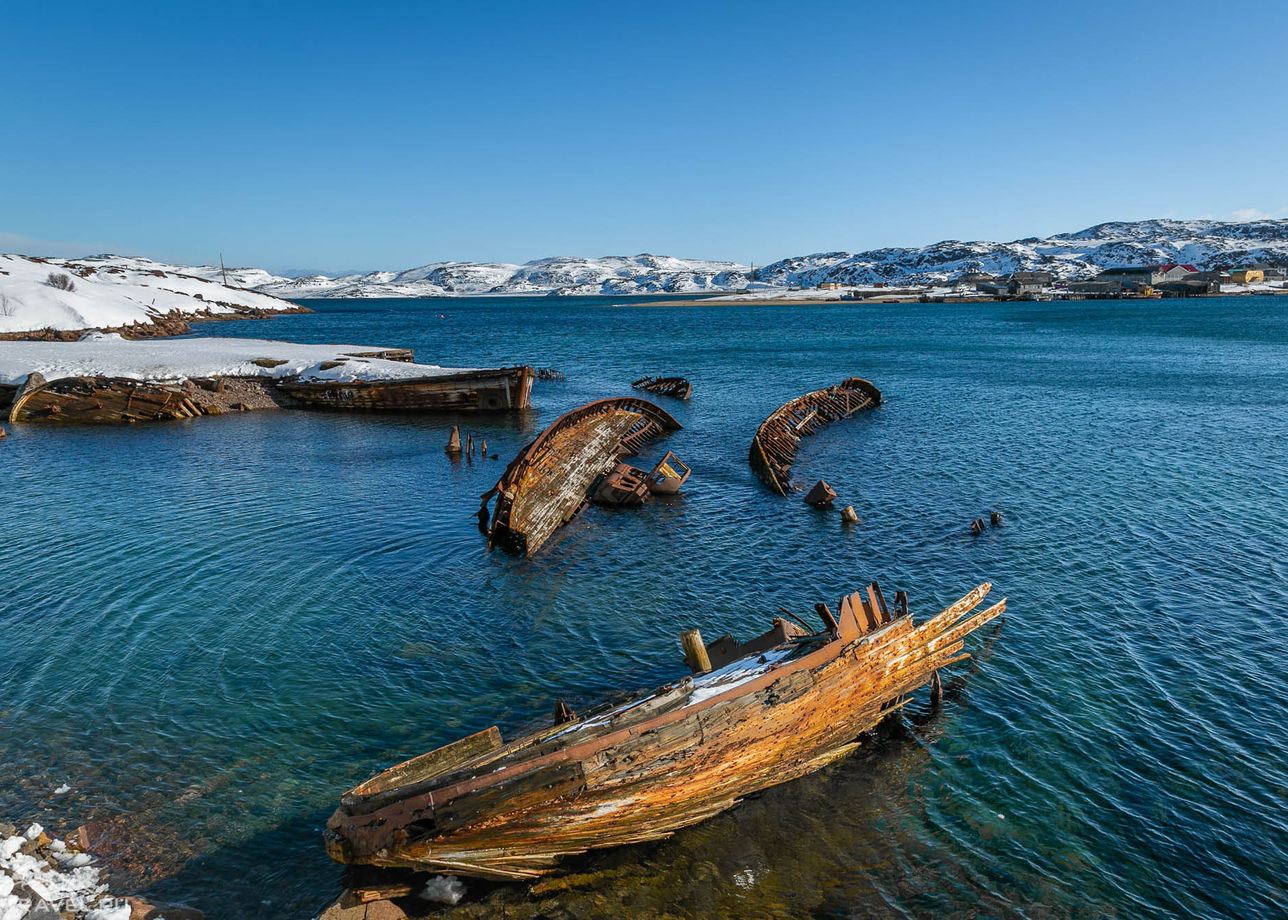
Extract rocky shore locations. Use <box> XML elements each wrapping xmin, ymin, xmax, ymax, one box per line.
<box><xmin>0</xmin><ymin>822</ymin><xmax>203</xmax><ymax>920</ymax></box>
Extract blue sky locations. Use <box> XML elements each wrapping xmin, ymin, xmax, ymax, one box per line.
<box><xmin>3</xmin><ymin>0</ymin><xmax>1286</xmax><ymax>273</ymax></box>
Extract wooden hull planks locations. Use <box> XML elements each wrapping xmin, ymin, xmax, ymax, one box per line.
<box><xmin>8</xmin><ymin>373</ymin><xmax>202</xmax><ymax>424</ymax></box>
<box><xmin>279</xmin><ymin>366</ymin><xmax>535</xmax><ymax>412</ymax></box>
<box><xmin>324</xmin><ymin>581</ymin><xmax>1005</xmax><ymax>880</ymax></box>
<box><xmin>631</xmin><ymin>375</ymin><xmax>693</xmax><ymax>399</ymax></box>
<box><xmin>748</xmin><ymin>377</ymin><xmax>882</xmax><ymax>495</ymax></box>
<box><xmin>480</xmin><ymin>397</ymin><xmax>682</xmax><ymax>555</ymax></box>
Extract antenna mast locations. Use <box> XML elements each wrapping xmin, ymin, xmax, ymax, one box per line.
<box><xmin>219</xmin><ymin>253</ymin><xmax>228</xmax><ymax>286</ymax></box>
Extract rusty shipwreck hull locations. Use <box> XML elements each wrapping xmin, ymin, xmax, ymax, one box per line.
<box><xmin>279</xmin><ymin>365</ymin><xmax>535</xmax><ymax>412</ymax></box>
<box><xmin>325</xmin><ymin>581</ymin><xmax>1005</xmax><ymax>880</ymax></box>
<box><xmin>479</xmin><ymin>397</ymin><xmax>681</xmax><ymax>554</ymax></box>
<box><xmin>749</xmin><ymin>377</ymin><xmax>882</xmax><ymax>495</ymax></box>
<box><xmin>632</xmin><ymin>375</ymin><xmax>693</xmax><ymax>399</ymax></box>
<box><xmin>7</xmin><ymin>372</ymin><xmax>208</xmax><ymax>424</ymax></box>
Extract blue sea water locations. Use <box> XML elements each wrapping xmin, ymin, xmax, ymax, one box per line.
<box><xmin>2</xmin><ymin>295</ymin><xmax>1287</xmax><ymax>919</ymax></box>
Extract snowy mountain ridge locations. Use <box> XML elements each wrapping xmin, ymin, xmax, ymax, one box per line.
<box><xmin>246</xmin><ymin>218</ymin><xmax>1288</xmax><ymax>297</ymax></box>
<box><xmin>8</xmin><ymin>220</ymin><xmax>1288</xmax><ymax>320</ymax></box>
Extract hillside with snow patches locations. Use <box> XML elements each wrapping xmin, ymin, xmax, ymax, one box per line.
<box><xmin>0</xmin><ymin>254</ymin><xmax>298</xmax><ymax>333</ymax></box>
<box><xmin>251</xmin><ymin>219</ymin><xmax>1288</xmax><ymax>297</ymax></box>
<box><xmin>4</xmin><ymin>219</ymin><xmax>1288</xmax><ymax>331</ymax></box>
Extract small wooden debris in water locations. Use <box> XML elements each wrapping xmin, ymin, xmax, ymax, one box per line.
<box><xmin>749</xmin><ymin>377</ymin><xmax>882</xmax><ymax>495</ymax></box>
<box><xmin>840</xmin><ymin>505</ymin><xmax>860</xmax><ymax>524</ymax></box>
<box><xmin>445</xmin><ymin>425</ymin><xmax>462</xmax><ymax>454</ymax></box>
<box><xmin>991</xmin><ymin>510</ymin><xmax>1004</xmax><ymax>526</ymax></box>
<box><xmin>804</xmin><ymin>479</ymin><xmax>837</xmax><ymax>508</ymax></box>
<box><xmin>592</xmin><ymin>462</ymin><xmax>652</xmax><ymax>507</ymax></box>
<box><xmin>971</xmin><ymin>517</ymin><xmax>986</xmax><ymax>535</ymax></box>
<box><xmin>632</xmin><ymin>375</ymin><xmax>693</xmax><ymax>399</ymax></box>
<box><xmin>535</xmin><ymin>367</ymin><xmax>565</xmax><ymax>381</ymax></box>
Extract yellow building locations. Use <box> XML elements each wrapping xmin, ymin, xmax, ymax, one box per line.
<box><xmin>1231</xmin><ymin>269</ymin><xmax>1264</xmax><ymax>284</ymax></box>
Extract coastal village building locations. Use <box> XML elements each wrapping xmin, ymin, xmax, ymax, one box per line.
<box><xmin>1006</xmin><ymin>271</ymin><xmax>1053</xmax><ymax>295</ymax></box>
<box><xmin>1230</xmin><ymin>269</ymin><xmax>1264</xmax><ymax>284</ymax></box>
<box><xmin>1095</xmin><ymin>264</ymin><xmax>1198</xmax><ymax>288</ymax></box>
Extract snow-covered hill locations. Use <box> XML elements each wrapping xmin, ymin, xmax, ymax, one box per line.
<box><xmin>251</xmin><ymin>219</ymin><xmax>1288</xmax><ymax>298</ymax></box>
<box><xmin>254</xmin><ymin>254</ymin><xmax>752</xmax><ymax>299</ymax></box>
<box><xmin>0</xmin><ymin>254</ymin><xmax>300</xmax><ymax>334</ymax></box>
<box><xmin>753</xmin><ymin>219</ymin><xmax>1288</xmax><ymax>287</ymax></box>
<box><xmin>6</xmin><ymin>219</ymin><xmax>1288</xmax><ymax>330</ymax></box>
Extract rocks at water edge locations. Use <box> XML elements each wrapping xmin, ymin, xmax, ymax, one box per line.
<box><xmin>0</xmin><ymin>821</ymin><xmax>205</xmax><ymax>920</ymax></box>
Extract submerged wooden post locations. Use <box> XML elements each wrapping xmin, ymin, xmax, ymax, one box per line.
<box><xmin>680</xmin><ymin>629</ymin><xmax>712</xmax><ymax>674</ymax></box>
<box><xmin>840</xmin><ymin>505</ymin><xmax>859</xmax><ymax>524</ymax></box>
<box><xmin>466</xmin><ymin>434</ymin><xmax>474</xmax><ymax>457</ymax></box>
<box><xmin>990</xmin><ymin>510</ymin><xmax>1004</xmax><ymax>526</ymax></box>
<box><xmin>445</xmin><ymin>425</ymin><xmax>462</xmax><ymax>454</ymax></box>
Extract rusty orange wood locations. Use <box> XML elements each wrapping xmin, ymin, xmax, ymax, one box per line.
<box><xmin>325</xmin><ymin>581</ymin><xmax>1006</xmax><ymax>880</ymax></box>
<box><xmin>481</xmin><ymin>397</ymin><xmax>681</xmax><ymax>554</ymax></box>
<box><xmin>748</xmin><ymin>377</ymin><xmax>882</xmax><ymax>495</ymax></box>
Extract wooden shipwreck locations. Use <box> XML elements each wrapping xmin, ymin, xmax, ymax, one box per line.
<box><xmin>7</xmin><ymin>373</ymin><xmax>212</xmax><ymax>424</ymax></box>
<box><xmin>478</xmin><ymin>397</ymin><xmax>682</xmax><ymax>555</ymax></box>
<box><xmin>279</xmin><ymin>365</ymin><xmax>535</xmax><ymax>412</ymax></box>
<box><xmin>749</xmin><ymin>377</ymin><xmax>882</xmax><ymax>495</ymax></box>
<box><xmin>324</xmin><ymin>581</ymin><xmax>1006</xmax><ymax>880</ymax></box>
<box><xmin>631</xmin><ymin>375</ymin><xmax>693</xmax><ymax>400</ymax></box>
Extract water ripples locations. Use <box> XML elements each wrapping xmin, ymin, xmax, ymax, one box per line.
<box><xmin>3</xmin><ymin>295</ymin><xmax>1288</xmax><ymax>918</ymax></box>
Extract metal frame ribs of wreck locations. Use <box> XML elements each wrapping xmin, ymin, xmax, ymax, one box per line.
<box><xmin>478</xmin><ymin>397</ymin><xmax>682</xmax><ymax>555</ymax></box>
<box><xmin>749</xmin><ymin>377</ymin><xmax>883</xmax><ymax>495</ymax></box>
<box><xmin>324</xmin><ymin>581</ymin><xmax>1005</xmax><ymax>880</ymax></box>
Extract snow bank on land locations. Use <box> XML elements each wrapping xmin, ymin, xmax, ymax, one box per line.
<box><xmin>0</xmin><ymin>254</ymin><xmax>298</xmax><ymax>334</ymax></box>
<box><xmin>0</xmin><ymin>334</ymin><xmax>477</xmax><ymax>387</ymax></box>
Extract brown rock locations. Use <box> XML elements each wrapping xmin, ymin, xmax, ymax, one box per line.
<box><xmin>803</xmin><ymin>479</ymin><xmax>837</xmax><ymax>508</ymax></box>
<box><xmin>126</xmin><ymin>897</ymin><xmax>206</xmax><ymax>920</ymax></box>
<box><xmin>364</xmin><ymin>900</ymin><xmax>409</xmax><ymax>920</ymax></box>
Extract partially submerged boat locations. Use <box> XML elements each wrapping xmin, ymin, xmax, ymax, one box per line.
<box><xmin>279</xmin><ymin>365</ymin><xmax>535</xmax><ymax>412</ymax></box>
<box><xmin>632</xmin><ymin>375</ymin><xmax>693</xmax><ymax>399</ymax></box>
<box><xmin>479</xmin><ymin>397</ymin><xmax>682</xmax><ymax>554</ymax></box>
<box><xmin>749</xmin><ymin>377</ymin><xmax>882</xmax><ymax>495</ymax></box>
<box><xmin>325</xmin><ymin>580</ymin><xmax>1005</xmax><ymax>880</ymax></box>
<box><xmin>7</xmin><ymin>372</ymin><xmax>207</xmax><ymax>423</ymax></box>
<box><xmin>0</xmin><ymin>335</ymin><xmax>535</xmax><ymax>423</ymax></box>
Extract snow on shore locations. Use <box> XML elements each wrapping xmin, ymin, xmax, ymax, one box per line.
<box><xmin>0</xmin><ymin>254</ymin><xmax>298</xmax><ymax>334</ymax></box>
<box><xmin>0</xmin><ymin>334</ymin><xmax>478</xmax><ymax>387</ymax></box>
<box><xmin>0</xmin><ymin>822</ymin><xmax>129</xmax><ymax>920</ymax></box>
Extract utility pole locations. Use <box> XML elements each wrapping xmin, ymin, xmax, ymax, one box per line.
<box><xmin>219</xmin><ymin>252</ymin><xmax>228</xmax><ymax>286</ymax></box>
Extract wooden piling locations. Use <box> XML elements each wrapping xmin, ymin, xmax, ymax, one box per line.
<box><xmin>680</xmin><ymin>629</ymin><xmax>712</xmax><ymax>674</ymax></box>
